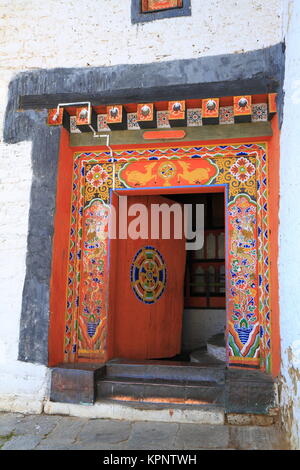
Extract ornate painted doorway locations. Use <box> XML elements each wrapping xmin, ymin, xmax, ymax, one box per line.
<box><xmin>50</xmin><ymin>140</ymin><xmax>273</xmax><ymax>373</ymax></box>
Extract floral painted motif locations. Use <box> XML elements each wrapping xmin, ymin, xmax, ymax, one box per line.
<box><xmin>86</xmin><ymin>165</ymin><xmax>109</xmax><ymax>188</ymax></box>
<box><xmin>78</xmin><ymin>200</ymin><xmax>109</xmax><ymax>354</ymax></box>
<box><xmin>97</xmin><ymin>114</ymin><xmax>110</xmax><ymax>132</ymax></box>
<box><xmin>230</xmin><ymin>157</ymin><xmax>255</xmax><ymax>182</ymax></box>
<box><xmin>219</xmin><ymin>106</ymin><xmax>234</xmax><ymax>125</ymax></box>
<box><xmin>187</xmin><ymin>108</ymin><xmax>202</xmax><ymax>126</ymax></box>
<box><xmin>228</xmin><ymin>194</ymin><xmax>260</xmax><ymax>362</ymax></box>
<box><xmin>251</xmin><ymin>103</ymin><xmax>268</xmax><ymax>123</ymax></box>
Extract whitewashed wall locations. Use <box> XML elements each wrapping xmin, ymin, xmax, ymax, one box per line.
<box><xmin>0</xmin><ymin>0</ymin><xmax>284</xmax><ymax>412</ymax></box>
<box><xmin>0</xmin><ymin>0</ymin><xmax>283</xmax><ymax>69</ymax></box>
<box><xmin>0</xmin><ymin>71</ymin><xmax>49</xmax><ymax>414</ymax></box>
<box><xmin>279</xmin><ymin>0</ymin><xmax>300</xmax><ymax>451</ymax></box>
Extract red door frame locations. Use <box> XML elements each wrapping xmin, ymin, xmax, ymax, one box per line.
<box><xmin>107</xmin><ymin>184</ymin><xmax>228</xmax><ymax>362</ymax></box>
<box><xmin>49</xmin><ymin>126</ymin><xmax>280</xmax><ymax>377</ymax></box>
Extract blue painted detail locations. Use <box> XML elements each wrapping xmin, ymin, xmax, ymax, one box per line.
<box><xmin>234</xmin><ymin>324</ymin><xmax>253</xmax><ymax>344</ymax></box>
<box><xmin>260</xmin><ymin>326</ymin><xmax>264</xmax><ymax>338</ymax></box>
<box><xmin>130</xmin><ymin>246</ymin><xmax>167</xmax><ymax>304</ymax></box>
<box><xmin>265</xmin><ymin>283</ymin><xmax>269</xmax><ymax>293</ymax></box>
<box><xmin>87</xmin><ymin>322</ymin><xmax>99</xmax><ymax>338</ymax></box>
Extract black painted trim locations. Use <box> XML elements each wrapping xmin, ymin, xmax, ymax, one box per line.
<box><xmin>19</xmin><ymin>44</ymin><xmax>285</xmax><ymax>112</ymax></box>
<box><xmin>3</xmin><ymin>44</ymin><xmax>285</xmax><ymax>366</ymax></box>
<box><xmin>131</xmin><ymin>0</ymin><xmax>191</xmax><ymax>24</ymax></box>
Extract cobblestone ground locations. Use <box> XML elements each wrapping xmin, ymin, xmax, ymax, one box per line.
<box><xmin>0</xmin><ymin>413</ymin><xmax>289</xmax><ymax>450</ymax></box>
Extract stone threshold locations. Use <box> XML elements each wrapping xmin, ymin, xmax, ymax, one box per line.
<box><xmin>44</xmin><ymin>399</ymin><xmax>278</xmax><ymax>426</ymax></box>
<box><xmin>44</xmin><ymin>399</ymin><xmax>225</xmax><ymax>425</ymax></box>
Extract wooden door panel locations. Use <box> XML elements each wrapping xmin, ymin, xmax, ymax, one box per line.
<box><xmin>112</xmin><ymin>195</ymin><xmax>186</xmax><ymax>359</ymax></box>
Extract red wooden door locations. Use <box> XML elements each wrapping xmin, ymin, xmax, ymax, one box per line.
<box><xmin>111</xmin><ymin>194</ymin><xmax>186</xmax><ymax>360</ymax></box>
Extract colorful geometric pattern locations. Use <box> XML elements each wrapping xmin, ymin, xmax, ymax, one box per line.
<box><xmin>130</xmin><ymin>246</ymin><xmax>167</xmax><ymax>304</ymax></box>
<box><xmin>157</xmin><ymin>111</ymin><xmax>170</xmax><ymax>128</ymax></box>
<box><xmin>64</xmin><ymin>143</ymin><xmax>270</xmax><ymax>371</ymax></box>
<box><xmin>97</xmin><ymin>114</ymin><xmax>110</xmax><ymax>131</ymax></box>
<box><xmin>187</xmin><ymin>108</ymin><xmax>202</xmax><ymax>126</ymax></box>
<box><xmin>252</xmin><ymin>103</ymin><xmax>268</xmax><ymax>123</ymax></box>
<box><xmin>127</xmin><ymin>113</ymin><xmax>140</xmax><ymax>130</ymax></box>
<box><xmin>219</xmin><ymin>106</ymin><xmax>234</xmax><ymax>125</ymax></box>
<box><xmin>70</xmin><ymin>116</ymin><xmax>81</xmax><ymax>134</ymax></box>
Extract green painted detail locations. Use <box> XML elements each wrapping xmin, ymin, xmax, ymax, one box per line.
<box><xmin>248</xmin><ymin>334</ymin><xmax>260</xmax><ymax>357</ymax></box>
<box><xmin>228</xmin><ymin>192</ymin><xmax>257</xmax><ymax>208</ymax></box>
<box><xmin>70</xmin><ymin>123</ymin><xmax>272</xmax><ymax>147</ymax></box>
<box><xmin>228</xmin><ymin>333</ymin><xmax>242</xmax><ymax>357</ymax></box>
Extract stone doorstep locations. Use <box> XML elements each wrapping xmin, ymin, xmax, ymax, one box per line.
<box><xmin>43</xmin><ymin>399</ymin><xmax>279</xmax><ymax>427</ymax></box>
<box><xmin>44</xmin><ymin>399</ymin><xmax>225</xmax><ymax>425</ymax></box>
<box><xmin>49</xmin><ymin>361</ymin><xmax>277</xmax><ymax>418</ymax></box>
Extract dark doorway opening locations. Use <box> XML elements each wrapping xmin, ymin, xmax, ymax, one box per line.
<box><xmin>163</xmin><ymin>192</ymin><xmax>226</xmax><ymax>363</ymax></box>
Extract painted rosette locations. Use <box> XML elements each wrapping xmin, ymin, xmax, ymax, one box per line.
<box><xmin>130</xmin><ymin>246</ymin><xmax>167</xmax><ymax>304</ymax></box>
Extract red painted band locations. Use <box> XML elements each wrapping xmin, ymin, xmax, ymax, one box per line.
<box><xmin>143</xmin><ymin>130</ymin><xmax>186</xmax><ymax>140</ymax></box>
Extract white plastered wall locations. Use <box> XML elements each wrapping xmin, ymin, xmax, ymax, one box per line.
<box><xmin>0</xmin><ymin>0</ymin><xmax>284</xmax><ymax>413</ymax></box>
<box><xmin>0</xmin><ymin>0</ymin><xmax>283</xmax><ymax>69</ymax></box>
<box><xmin>279</xmin><ymin>0</ymin><xmax>300</xmax><ymax>450</ymax></box>
<box><xmin>0</xmin><ymin>71</ymin><xmax>49</xmax><ymax>414</ymax></box>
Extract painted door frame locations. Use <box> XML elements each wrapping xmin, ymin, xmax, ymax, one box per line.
<box><xmin>106</xmin><ymin>184</ymin><xmax>228</xmax><ymax>363</ymax></box>
<box><xmin>49</xmin><ymin>128</ymin><xmax>281</xmax><ymax>377</ymax></box>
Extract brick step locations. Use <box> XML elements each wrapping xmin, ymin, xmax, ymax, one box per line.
<box><xmin>97</xmin><ymin>376</ymin><xmax>225</xmax><ymax>406</ymax></box>
<box><xmin>105</xmin><ymin>356</ymin><xmax>225</xmax><ymax>384</ymax></box>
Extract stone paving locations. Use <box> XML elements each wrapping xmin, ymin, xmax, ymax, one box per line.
<box><xmin>0</xmin><ymin>412</ymin><xmax>289</xmax><ymax>450</ymax></box>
